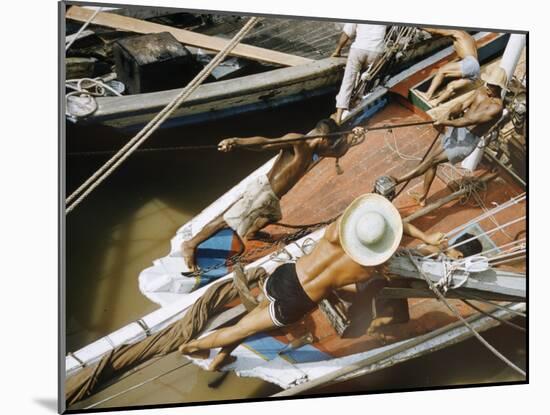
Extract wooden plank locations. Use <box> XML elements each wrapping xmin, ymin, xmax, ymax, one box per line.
<box><xmin>387</xmin><ymin>256</ymin><xmax>526</xmax><ymax>300</ymax></box>
<box><xmin>66</xmin><ymin>6</ymin><xmax>312</xmax><ymax>67</ymax></box>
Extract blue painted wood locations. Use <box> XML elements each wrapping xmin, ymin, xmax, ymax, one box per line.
<box><xmin>195</xmin><ymin>228</ymin><xmax>239</xmax><ymax>288</ymax></box>
<box><xmin>243</xmin><ymin>332</ymin><xmax>331</xmax><ymax>363</ymax></box>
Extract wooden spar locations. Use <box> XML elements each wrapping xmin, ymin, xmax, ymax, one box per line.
<box><xmin>272</xmin><ymin>305</ymin><xmax>508</xmax><ymax>397</ymax></box>
<box><xmin>402</xmin><ymin>172</ymin><xmax>498</xmax><ymax>223</ymax></box>
<box><xmin>387</xmin><ymin>256</ymin><xmax>526</xmax><ymax>300</ymax></box>
<box><xmin>66</xmin><ymin>6</ymin><xmax>312</xmax><ymax>67</ymax></box>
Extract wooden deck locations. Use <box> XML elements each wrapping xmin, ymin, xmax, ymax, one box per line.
<box><xmin>197</xmin><ymin>16</ymin><xmax>341</xmax><ymax>61</ymax></box>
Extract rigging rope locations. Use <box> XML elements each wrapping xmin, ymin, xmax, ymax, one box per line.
<box><xmin>406</xmin><ymin>251</ymin><xmax>526</xmax><ymax>377</ymax></box>
<box><xmin>65</xmin><ymin>7</ymin><xmax>102</xmax><ymax>51</ymax></box>
<box><xmin>393</xmin><ymin>129</ymin><xmax>441</xmax><ymax>200</ymax></box>
<box><xmin>66</xmin><ymin>16</ymin><xmax>261</xmax><ymax>213</ymax></box>
<box><xmin>462</xmin><ymin>300</ymin><xmax>526</xmax><ymax>333</ymax></box>
<box><xmin>67</xmin><ymin>120</ymin><xmax>434</xmax><ymax>157</ymax></box>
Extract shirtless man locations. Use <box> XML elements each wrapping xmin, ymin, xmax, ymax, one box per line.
<box><xmin>391</xmin><ymin>66</ymin><xmax>507</xmax><ymax>207</ymax></box>
<box><xmin>178</xmin><ymin>194</ymin><xmax>456</xmax><ymax>370</ymax></box>
<box><xmin>424</xmin><ymin>28</ymin><xmax>480</xmax><ymax>105</ymax></box>
<box><xmin>181</xmin><ymin>119</ymin><xmax>366</xmax><ymax>271</ymax></box>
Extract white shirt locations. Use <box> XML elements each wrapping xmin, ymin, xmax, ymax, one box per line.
<box><xmin>343</xmin><ymin>23</ymin><xmax>387</xmax><ymax>53</ymax></box>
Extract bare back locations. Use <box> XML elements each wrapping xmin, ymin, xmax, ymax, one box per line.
<box><xmin>451</xmin><ymin>31</ymin><xmax>478</xmax><ymax>60</ymax></box>
<box><xmin>465</xmin><ymin>88</ymin><xmax>503</xmax><ymax>136</ymax></box>
<box><xmin>267</xmin><ymin>134</ymin><xmax>316</xmax><ymax>197</ymax></box>
<box><xmin>295</xmin><ymin>219</ymin><xmax>375</xmax><ymax>302</ymax></box>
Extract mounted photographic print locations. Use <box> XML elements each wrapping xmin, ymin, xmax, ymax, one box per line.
<box><xmin>60</xmin><ymin>1</ymin><xmax>527</xmax><ymax>412</ymax></box>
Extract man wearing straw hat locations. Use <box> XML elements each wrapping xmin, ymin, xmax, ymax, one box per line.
<box><xmin>179</xmin><ymin>194</ymin><xmax>450</xmax><ymax>370</ymax></box>
<box><xmin>391</xmin><ymin>66</ymin><xmax>507</xmax><ymax>207</ymax></box>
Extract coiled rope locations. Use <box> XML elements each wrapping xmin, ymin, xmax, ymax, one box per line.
<box><xmin>66</xmin><ymin>16</ymin><xmax>261</xmax><ymax>214</ymax></box>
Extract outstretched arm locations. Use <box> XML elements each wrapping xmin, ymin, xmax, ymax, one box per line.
<box><xmin>218</xmin><ymin>133</ymin><xmax>304</xmax><ymax>152</ymax></box>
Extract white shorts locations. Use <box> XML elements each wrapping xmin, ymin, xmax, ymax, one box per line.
<box><xmin>223</xmin><ymin>175</ymin><xmax>282</xmax><ymax>237</ymax></box>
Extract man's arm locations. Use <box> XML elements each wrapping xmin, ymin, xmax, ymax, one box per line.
<box><xmin>403</xmin><ymin>222</ymin><xmax>447</xmax><ymax>247</ymax></box>
<box><xmin>437</xmin><ymin>101</ymin><xmax>502</xmax><ymax>128</ymax></box>
<box><xmin>442</xmin><ymin>91</ymin><xmax>477</xmax><ymax>119</ymax></box>
<box><xmin>332</xmin><ymin>23</ymin><xmax>355</xmax><ymax>57</ymax></box>
<box><xmin>332</xmin><ymin>32</ymin><xmax>350</xmax><ymax>57</ymax></box>
<box><xmin>218</xmin><ymin>133</ymin><xmax>305</xmax><ymax>152</ymax></box>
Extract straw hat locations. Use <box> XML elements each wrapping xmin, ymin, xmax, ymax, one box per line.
<box><xmin>481</xmin><ymin>66</ymin><xmax>508</xmax><ymax>91</ymax></box>
<box><xmin>339</xmin><ymin>193</ymin><xmax>403</xmax><ymax>266</ymax></box>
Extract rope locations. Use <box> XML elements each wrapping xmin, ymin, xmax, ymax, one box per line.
<box><xmin>438</xmin><ymin>164</ymin><xmax>516</xmax><ymax>241</ymax></box>
<box><xmin>424</xmin><ymin>215</ymin><xmax>526</xmax><ymax>260</ymax></box>
<box><xmin>393</xmin><ymin>130</ymin><xmax>441</xmax><ymax>200</ymax></box>
<box><xmin>462</xmin><ymin>299</ymin><xmax>526</xmax><ymax>333</ymax></box>
<box><xmin>406</xmin><ymin>251</ymin><xmax>526</xmax><ymax>377</ymax></box>
<box><xmin>65</xmin><ymin>7</ymin><xmax>101</xmax><ymax>51</ymax></box>
<box><xmin>444</xmin><ymin>193</ymin><xmax>525</xmax><ymax>239</ymax></box>
<box><xmin>463</xmin><ymin>294</ymin><xmax>526</xmax><ymax>318</ymax></box>
<box><xmin>66</xmin><ymin>16</ymin><xmax>261</xmax><ymax>213</ymax></box>
<box><xmin>84</xmin><ymin>360</ymin><xmax>193</xmax><ymax>409</ymax></box>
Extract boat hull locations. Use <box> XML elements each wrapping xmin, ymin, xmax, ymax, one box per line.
<box><xmin>75</xmin><ymin>58</ymin><xmax>346</xmax><ymax>131</ymax></box>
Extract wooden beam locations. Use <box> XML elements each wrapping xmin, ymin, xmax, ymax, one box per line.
<box><xmin>66</xmin><ymin>6</ymin><xmax>312</xmax><ymax>67</ymax></box>
<box><xmin>403</xmin><ymin>172</ymin><xmax>498</xmax><ymax>223</ymax></box>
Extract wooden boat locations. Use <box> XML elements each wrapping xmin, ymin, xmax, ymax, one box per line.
<box><xmin>64</xmin><ymin>30</ymin><xmax>526</xmax><ymax>410</ymax></box>
<box><xmin>64</xmin><ymin>6</ymin><xmax>452</xmax><ymax>130</ymax></box>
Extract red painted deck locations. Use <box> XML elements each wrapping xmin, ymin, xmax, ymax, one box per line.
<box><xmin>234</xmin><ymin>98</ymin><xmax>525</xmax><ymax>358</ymax></box>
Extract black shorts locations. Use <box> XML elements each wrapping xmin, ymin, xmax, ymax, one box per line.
<box><xmin>263</xmin><ymin>263</ymin><xmax>317</xmax><ymax>327</ymax></box>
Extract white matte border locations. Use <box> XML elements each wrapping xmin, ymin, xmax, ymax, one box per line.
<box><xmin>2</xmin><ymin>0</ymin><xmax>543</xmax><ymax>414</ymax></box>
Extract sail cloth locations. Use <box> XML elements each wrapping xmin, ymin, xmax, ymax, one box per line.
<box><xmin>66</xmin><ymin>267</ymin><xmax>266</xmax><ymax>406</ymax></box>
<box><xmin>139</xmin><ymin>228</ymin><xmax>242</xmax><ymax>305</ymax></box>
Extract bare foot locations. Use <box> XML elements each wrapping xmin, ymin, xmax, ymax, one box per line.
<box><xmin>208</xmin><ymin>351</ymin><xmax>237</xmax><ymax>371</ymax></box>
<box><xmin>181</xmin><ymin>241</ymin><xmax>198</xmax><ymax>272</ymax></box>
<box><xmin>368</xmin><ymin>316</ymin><xmax>395</xmax><ymax>334</ymax></box>
<box><xmin>425</xmin><ymin>232</ymin><xmax>447</xmax><ymax>247</ymax></box>
<box><xmin>409</xmin><ymin>190</ymin><xmax>427</xmax><ymax>207</ymax></box>
<box><xmin>178</xmin><ymin>343</ymin><xmax>210</xmax><ymax>359</ymax></box>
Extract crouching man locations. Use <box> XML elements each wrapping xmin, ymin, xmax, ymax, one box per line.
<box><xmin>181</xmin><ymin>119</ymin><xmax>366</xmax><ymax>271</ymax></box>
<box><xmin>391</xmin><ymin>66</ymin><xmax>507</xmax><ymax>207</ymax></box>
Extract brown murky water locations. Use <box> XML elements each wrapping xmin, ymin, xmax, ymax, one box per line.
<box><xmin>65</xmin><ymin>94</ymin><xmax>526</xmax><ymax>411</ymax></box>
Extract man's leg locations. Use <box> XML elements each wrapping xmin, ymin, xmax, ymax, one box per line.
<box><xmin>335</xmin><ymin>48</ymin><xmax>367</xmax><ymax>124</ymax></box>
<box><xmin>393</xmin><ymin>140</ymin><xmax>446</xmax><ymax>185</ymax></box>
<box><xmin>179</xmin><ymin>300</ymin><xmax>275</xmax><ymax>360</ymax></box>
<box><xmin>425</xmin><ymin>61</ymin><xmax>463</xmax><ymax>100</ymax></box>
<box><xmin>181</xmin><ymin>214</ymin><xmax>229</xmax><ymax>271</ymax></box>
<box><xmin>409</xmin><ymin>152</ymin><xmax>449</xmax><ymax>206</ymax></box>
<box><xmin>432</xmin><ymin>78</ymin><xmax>472</xmax><ymax>106</ymax></box>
